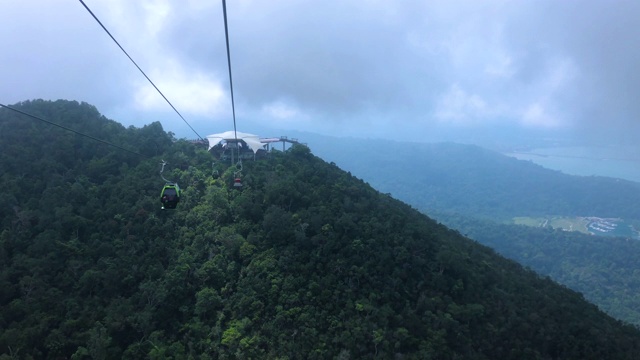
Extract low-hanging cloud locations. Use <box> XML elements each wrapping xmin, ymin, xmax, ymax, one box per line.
<box><xmin>2</xmin><ymin>0</ymin><xmax>639</xmax><ymax>145</ymax></box>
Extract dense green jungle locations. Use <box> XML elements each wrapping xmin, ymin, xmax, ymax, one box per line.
<box><xmin>2</xmin><ymin>100</ymin><xmax>640</xmax><ymax>359</ymax></box>
<box><xmin>302</xmin><ymin>132</ymin><xmax>640</xmax><ymax>327</ymax></box>
<box><xmin>432</xmin><ymin>213</ymin><xmax>640</xmax><ymax>327</ymax></box>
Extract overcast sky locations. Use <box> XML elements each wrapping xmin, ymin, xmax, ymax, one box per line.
<box><xmin>2</xmin><ymin>0</ymin><xmax>639</xmax><ymax>146</ymax></box>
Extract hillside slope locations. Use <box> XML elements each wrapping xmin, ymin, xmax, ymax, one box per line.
<box><xmin>434</xmin><ymin>212</ymin><xmax>640</xmax><ymax>327</ymax></box>
<box><xmin>296</xmin><ymin>133</ymin><xmax>640</xmax><ymax>325</ymax></box>
<box><xmin>1</xmin><ymin>100</ymin><xmax>640</xmax><ymax>359</ymax></box>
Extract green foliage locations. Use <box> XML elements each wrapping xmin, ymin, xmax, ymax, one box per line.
<box><xmin>1</xmin><ymin>100</ymin><xmax>640</xmax><ymax>359</ymax></box>
<box><xmin>311</xmin><ymin>135</ymin><xmax>640</xmax><ymax>327</ymax></box>
<box><xmin>436</xmin><ymin>211</ymin><xmax>640</xmax><ymax>327</ymax></box>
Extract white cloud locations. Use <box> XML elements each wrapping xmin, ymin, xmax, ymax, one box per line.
<box><xmin>434</xmin><ymin>84</ymin><xmax>490</xmax><ymax>124</ymax></box>
<box><xmin>133</xmin><ymin>60</ymin><xmax>226</xmax><ymax>116</ymax></box>
<box><xmin>521</xmin><ymin>103</ymin><xmax>561</xmax><ymax>128</ymax></box>
<box><xmin>2</xmin><ymin>0</ymin><xmax>639</xmax><ymax>144</ymax></box>
<box><xmin>517</xmin><ymin>57</ymin><xmax>577</xmax><ymax>128</ymax></box>
<box><xmin>261</xmin><ymin>101</ymin><xmax>309</xmax><ymax>124</ymax></box>
<box><xmin>142</xmin><ymin>0</ymin><xmax>171</xmax><ymax>36</ymax></box>
<box><xmin>262</xmin><ymin>102</ymin><xmax>295</xmax><ymax>119</ymax></box>
<box><xmin>485</xmin><ymin>52</ymin><xmax>515</xmax><ymax>78</ymax></box>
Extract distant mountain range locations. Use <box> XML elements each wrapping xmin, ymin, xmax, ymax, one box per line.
<box><xmin>296</xmin><ymin>131</ymin><xmax>640</xmax><ymax>220</ymax></box>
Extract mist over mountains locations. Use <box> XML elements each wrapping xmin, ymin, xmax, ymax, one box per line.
<box><xmin>293</xmin><ymin>131</ymin><xmax>640</xmax><ymax>220</ymax></box>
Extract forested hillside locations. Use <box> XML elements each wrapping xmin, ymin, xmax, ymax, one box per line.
<box><xmin>434</xmin><ymin>212</ymin><xmax>640</xmax><ymax>327</ymax></box>
<box><xmin>2</xmin><ymin>100</ymin><xmax>640</xmax><ymax>359</ymax></box>
<box><xmin>302</xmin><ymin>133</ymin><xmax>640</xmax><ymax>326</ymax></box>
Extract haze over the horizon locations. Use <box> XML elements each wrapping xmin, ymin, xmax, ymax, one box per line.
<box><xmin>2</xmin><ymin>0</ymin><xmax>639</xmax><ymax>147</ymax></box>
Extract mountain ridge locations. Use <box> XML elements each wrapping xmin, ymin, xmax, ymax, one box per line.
<box><xmin>280</xmin><ymin>130</ymin><xmax>640</xmax><ymax>326</ymax></box>
<box><xmin>1</xmin><ymin>100</ymin><xmax>639</xmax><ymax>359</ymax></box>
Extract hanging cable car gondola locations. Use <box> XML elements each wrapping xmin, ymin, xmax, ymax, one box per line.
<box><xmin>160</xmin><ymin>183</ymin><xmax>180</xmax><ymax>209</ymax></box>
<box><xmin>232</xmin><ymin>160</ymin><xmax>243</xmax><ymax>188</ymax></box>
<box><xmin>159</xmin><ymin>160</ymin><xmax>181</xmax><ymax>209</ymax></box>
<box><xmin>233</xmin><ymin>160</ymin><xmax>243</xmax><ymax>189</ymax></box>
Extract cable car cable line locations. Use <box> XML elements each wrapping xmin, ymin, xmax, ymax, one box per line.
<box><xmin>221</xmin><ymin>0</ymin><xmax>244</xmax><ymax>187</ymax></box>
<box><xmin>0</xmin><ymin>103</ymin><xmax>149</xmax><ymax>159</ymax></box>
<box><xmin>1</xmin><ymin>102</ymin><xmax>192</xmax><ymax>173</ymax></box>
<box><xmin>2</xmin><ymin>102</ymin><xmax>193</xmax><ymax>209</ymax></box>
<box><xmin>78</xmin><ymin>0</ymin><xmax>205</xmax><ymax>141</ymax></box>
<box><xmin>159</xmin><ymin>160</ymin><xmax>175</xmax><ymax>184</ymax></box>
<box><xmin>221</xmin><ymin>0</ymin><xmax>238</xmax><ymax>144</ymax></box>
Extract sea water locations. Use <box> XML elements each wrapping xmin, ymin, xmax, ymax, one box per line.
<box><xmin>506</xmin><ymin>146</ymin><xmax>640</xmax><ymax>238</ymax></box>
<box><xmin>505</xmin><ymin>146</ymin><xmax>640</xmax><ymax>184</ymax></box>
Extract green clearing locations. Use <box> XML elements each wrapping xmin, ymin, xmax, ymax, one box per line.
<box><xmin>513</xmin><ymin>217</ymin><xmax>545</xmax><ymax>227</ymax></box>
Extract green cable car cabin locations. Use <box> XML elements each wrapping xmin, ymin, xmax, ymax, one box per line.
<box><xmin>160</xmin><ymin>183</ymin><xmax>180</xmax><ymax>210</ymax></box>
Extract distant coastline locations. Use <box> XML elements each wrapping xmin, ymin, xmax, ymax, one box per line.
<box><xmin>505</xmin><ymin>146</ymin><xmax>640</xmax><ymax>183</ymax></box>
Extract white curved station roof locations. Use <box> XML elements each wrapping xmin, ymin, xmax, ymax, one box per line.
<box><xmin>206</xmin><ymin>131</ymin><xmax>265</xmax><ymax>153</ymax></box>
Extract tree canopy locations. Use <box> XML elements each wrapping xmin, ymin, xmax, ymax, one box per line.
<box><xmin>1</xmin><ymin>100</ymin><xmax>640</xmax><ymax>359</ymax></box>
<box><xmin>307</xmin><ymin>133</ymin><xmax>640</xmax><ymax>327</ymax></box>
